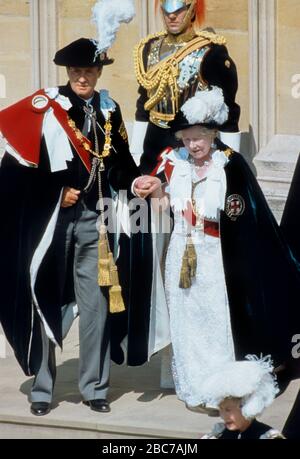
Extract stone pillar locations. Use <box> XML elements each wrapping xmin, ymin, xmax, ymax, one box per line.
<box><xmin>30</xmin><ymin>0</ymin><xmax>58</xmax><ymax>90</ymax></box>
<box><xmin>250</xmin><ymin>0</ymin><xmax>300</xmax><ymax>221</ymax></box>
<box><xmin>248</xmin><ymin>0</ymin><xmax>276</xmax><ymax>155</ymax></box>
<box><xmin>139</xmin><ymin>0</ymin><xmax>163</xmax><ymax>36</ymax></box>
<box><xmin>257</xmin><ymin>0</ymin><xmax>276</xmax><ymax>150</ymax></box>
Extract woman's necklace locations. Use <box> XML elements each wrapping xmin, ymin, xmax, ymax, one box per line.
<box><xmin>189</xmin><ymin>154</ymin><xmax>212</xmax><ymax>168</ymax></box>
<box><xmin>189</xmin><ymin>155</ymin><xmax>212</xmax><ymax>180</ymax></box>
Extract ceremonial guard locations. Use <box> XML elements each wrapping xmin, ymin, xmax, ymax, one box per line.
<box><xmin>131</xmin><ymin>0</ymin><xmax>241</xmax><ymax>173</ymax></box>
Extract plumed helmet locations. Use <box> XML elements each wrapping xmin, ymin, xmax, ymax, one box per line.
<box><xmin>156</xmin><ymin>0</ymin><xmax>206</xmax><ymax>27</ymax></box>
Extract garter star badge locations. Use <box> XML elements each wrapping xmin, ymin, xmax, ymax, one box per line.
<box><xmin>225</xmin><ymin>194</ymin><xmax>245</xmax><ymax>221</ymax></box>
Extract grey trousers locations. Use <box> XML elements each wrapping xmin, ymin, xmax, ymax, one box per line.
<box><xmin>31</xmin><ymin>201</ymin><xmax>110</xmax><ymax>402</ymax></box>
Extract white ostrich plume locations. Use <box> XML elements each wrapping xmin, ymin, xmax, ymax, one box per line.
<box><xmin>91</xmin><ymin>0</ymin><xmax>135</xmax><ymax>54</ymax></box>
<box><xmin>181</xmin><ymin>86</ymin><xmax>229</xmax><ymax>126</ymax></box>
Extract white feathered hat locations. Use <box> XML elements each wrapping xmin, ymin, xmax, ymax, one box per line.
<box><xmin>201</xmin><ymin>355</ymin><xmax>279</xmax><ymax>419</ymax></box>
<box><xmin>170</xmin><ymin>86</ymin><xmax>229</xmax><ymax>132</ymax></box>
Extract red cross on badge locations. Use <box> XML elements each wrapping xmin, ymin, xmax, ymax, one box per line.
<box><xmin>225</xmin><ymin>194</ymin><xmax>245</xmax><ymax>221</ymax></box>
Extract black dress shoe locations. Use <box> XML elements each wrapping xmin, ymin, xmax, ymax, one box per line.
<box><xmin>30</xmin><ymin>401</ymin><xmax>51</xmax><ymax>416</ymax></box>
<box><xmin>83</xmin><ymin>399</ymin><xmax>111</xmax><ymax>413</ymax></box>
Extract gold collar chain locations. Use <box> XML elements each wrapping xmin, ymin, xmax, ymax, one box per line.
<box><xmin>68</xmin><ymin>112</ymin><xmax>113</xmax><ymax>168</ymax></box>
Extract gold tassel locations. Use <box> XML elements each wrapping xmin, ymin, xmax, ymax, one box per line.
<box><xmin>98</xmin><ymin>224</ymin><xmax>125</xmax><ymax>312</ymax></box>
<box><xmin>187</xmin><ymin>236</ymin><xmax>197</xmax><ymax>279</ymax></box>
<box><xmin>98</xmin><ymin>225</ymin><xmax>111</xmax><ymax>287</ymax></box>
<box><xmin>179</xmin><ymin>249</ymin><xmax>192</xmax><ymax>289</ymax></box>
<box><xmin>98</xmin><ymin>258</ymin><xmax>111</xmax><ymax>286</ymax></box>
<box><xmin>109</xmin><ymin>258</ymin><xmax>125</xmax><ymax>313</ymax></box>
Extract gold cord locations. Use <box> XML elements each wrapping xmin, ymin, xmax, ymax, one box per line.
<box><xmin>133</xmin><ymin>32</ymin><xmax>221</xmax><ymax>117</ymax></box>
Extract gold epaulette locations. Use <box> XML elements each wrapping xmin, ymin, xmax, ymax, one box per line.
<box><xmin>196</xmin><ymin>30</ymin><xmax>227</xmax><ymax>46</ymax></box>
<box><xmin>135</xmin><ymin>30</ymin><xmax>167</xmax><ymax>49</ymax></box>
<box><xmin>224</xmin><ymin>148</ymin><xmax>234</xmax><ymax>158</ymax></box>
<box><xmin>133</xmin><ymin>31</ymin><xmax>166</xmax><ymax>86</ymax></box>
<box><xmin>135</xmin><ymin>30</ymin><xmax>226</xmax><ymax>48</ymax></box>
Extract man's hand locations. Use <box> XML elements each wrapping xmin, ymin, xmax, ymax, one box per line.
<box><xmin>133</xmin><ymin>176</ymin><xmax>162</xmax><ymax>199</ymax></box>
<box><xmin>61</xmin><ymin>187</ymin><xmax>81</xmax><ymax>208</ymax></box>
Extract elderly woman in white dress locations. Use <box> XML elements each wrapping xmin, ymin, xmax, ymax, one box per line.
<box><xmin>150</xmin><ymin>86</ymin><xmax>300</xmax><ymax>409</ymax></box>
<box><xmin>151</xmin><ymin>87</ymin><xmax>235</xmax><ymax>408</ymax></box>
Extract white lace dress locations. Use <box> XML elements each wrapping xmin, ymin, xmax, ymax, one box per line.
<box><xmin>164</xmin><ymin>148</ymin><xmax>235</xmax><ymax>407</ymax></box>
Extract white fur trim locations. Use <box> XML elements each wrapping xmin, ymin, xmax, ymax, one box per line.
<box><xmin>204</xmin><ymin>150</ymin><xmax>228</xmax><ymax>219</ymax></box>
<box><xmin>166</xmin><ymin>148</ymin><xmax>228</xmax><ymax>219</ymax></box>
<box><xmin>169</xmin><ymin>151</ymin><xmax>192</xmax><ymax>212</ymax></box>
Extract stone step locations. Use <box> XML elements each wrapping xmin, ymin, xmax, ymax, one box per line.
<box><xmin>254</xmin><ymin>134</ymin><xmax>300</xmax><ymax>180</ymax></box>
<box><xmin>254</xmin><ymin>135</ymin><xmax>300</xmax><ymax>221</ymax></box>
<box><xmin>0</xmin><ymin>415</ymin><xmax>198</xmax><ymax>440</ymax></box>
<box><xmin>263</xmin><ymin>197</ymin><xmax>286</xmax><ymax>222</ymax></box>
<box><xmin>257</xmin><ymin>176</ymin><xmax>289</xmax><ymax>221</ymax></box>
<box><xmin>255</xmin><ymin>158</ymin><xmax>297</xmax><ymax>180</ymax></box>
<box><xmin>258</xmin><ymin>176</ymin><xmax>291</xmax><ymax>197</ymax></box>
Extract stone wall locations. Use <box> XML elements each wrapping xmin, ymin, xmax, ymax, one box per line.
<box><xmin>277</xmin><ymin>0</ymin><xmax>300</xmax><ymax>135</ymax></box>
<box><xmin>0</xmin><ymin>0</ymin><xmax>249</xmax><ymax>129</ymax></box>
<box><xmin>0</xmin><ymin>0</ymin><xmax>31</xmax><ymax>109</ymax></box>
<box><xmin>1</xmin><ymin>2</ymin><xmax>299</xmax><ymax>133</ymax></box>
<box><xmin>204</xmin><ymin>0</ymin><xmax>249</xmax><ymax>133</ymax></box>
<box><xmin>56</xmin><ymin>0</ymin><xmax>141</xmax><ymax>122</ymax></box>
<box><xmin>253</xmin><ymin>0</ymin><xmax>300</xmax><ymax>220</ymax></box>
